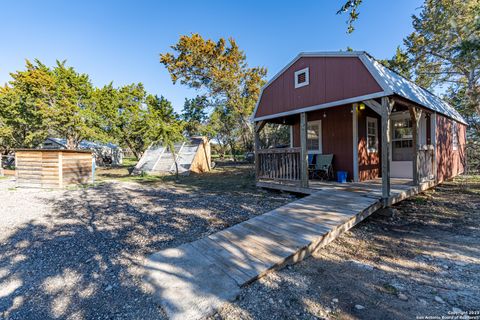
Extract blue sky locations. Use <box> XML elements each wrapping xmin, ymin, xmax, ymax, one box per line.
<box><xmin>0</xmin><ymin>0</ymin><xmax>423</xmax><ymax>112</ymax></box>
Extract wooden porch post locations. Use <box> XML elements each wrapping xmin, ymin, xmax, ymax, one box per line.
<box><xmin>300</xmin><ymin>112</ymin><xmax>309</xmax><ymax>188</ymax></box>
<box><xmin>380</xmin><ymin>97</ymin><xmax>392</xmax><ymax>203</ymax></box>
<box><xmin>409</xmin><ymin>107</ymin><xmax>422</xmax><ymax>185</ymax></box>
<box><xmin>362</xmin><ymin>98</ymin><xmax>393</xmax><ymax>204</ymax></box>
<box><xmin>254</xmin><ymin>121</ymin><xmax>266</xmax><ymax>182</ymax></box>
<box><xmin>352</xmin><ymin>104</ymin><xmax>359</xmax><ymax>182</ymax></box>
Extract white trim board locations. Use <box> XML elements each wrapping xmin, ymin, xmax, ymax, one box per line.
<box><xmin>254</xmin><ymin>91</ymin><xmax>386</xmax><ymax>122</ymax></box>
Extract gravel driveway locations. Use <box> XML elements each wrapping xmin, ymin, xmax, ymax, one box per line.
<box><xmin>0</xmin><ymin>176</ymin><xmax>294</xmax><ymax>319</ymax></box>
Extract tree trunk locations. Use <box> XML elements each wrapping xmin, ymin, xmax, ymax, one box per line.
<box><xmin>66</xmin><ymin>136</ymin><xmax>76</xmax><ymax>150</ymax></box>
<box><xmin>169</xmin><ymin>144</ymin><xmax>180</xmax><ymax>181</ymax></box>
<box><xmin>229</xmin><ymin>140</ymin><xmax>237</xmax><ymax>162</ymax></box>
<box><xmin>124</xmin><ymin>138</ymin><xmax>140</xmax><ymax>160</ymax></box>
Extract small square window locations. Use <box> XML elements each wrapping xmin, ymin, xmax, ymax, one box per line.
<box><xmin>294</xmin><ymin>67</ymin><xmax>309</xmax><ymax>88</ymax></box>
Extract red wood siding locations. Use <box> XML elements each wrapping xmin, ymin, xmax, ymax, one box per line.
<box><xmin>436</xmin><ymin>115</ymin><xmax>466</xmax><ymax>182</ymax></box>
<box><xmin>357</xmin><ymin>108</ymin><xmax>381</xmax><ymax>181</ymax></box>
<box><xmin>292</xmin><ymin>106</ymin><xmax>354</xmax><ymax>180</ymax></box>
<box><xmin>255</xmin><ymin>57</ymin><xmax>383</xmax><ymax>118</ymax></box>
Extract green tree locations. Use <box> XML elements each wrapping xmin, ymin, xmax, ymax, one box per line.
<box><xmin>160</xmin><ymin>34</ymin><xmax>266</xmax><ymax>154</ymax></box>
<box><xmin>94</xmin><ymin>83</ymin><xmax>148</xmax><ymax>159</ymax></box>
<box><xmin>404</xmin><ymin>0</ymin><xmax>480</xmax><ymax>132</ymax></box>
<box><xmin>181</xmin><ymin>95</ymin><xmax>209</xmax><ymax>137</ymax></box>
<box><xmin>145</xmin><ymin>94</ymin><xmax>185</xmax><ymax>179</ymax></box>
<box><xmin>0</xmin><ymin>60</ymin><xmax>53</xmax><ymax>152</ymax></box>
<box><xmin>0</xmin><ymin>59</ymin><xmax>102</xmax><ymax>151</ymax></box>
<box><xmin>0</xmin><ymin>95</ymin><xmax>15</xmax><ymax>154</ymax></box>
<box><xmin>337</xmin><ymin>0</ymin><xmax>363</xmax><ymax>33</ymax></box>
<box><xmin>209</xmin><ymin>105</ymin><xmax>239</xmax><ymax>159</ymax></box>
<box><xmin>145</xmin><ymin>94</ymin><xmax>176</xmax><ymax>121</ymax></box>
<box><xmin>47</xmin><ymin>60</ymin><xmax>98</xmax><ymax>149</ymax></box>
<box><xmin>379</xmin><ymin>47</ymin><xmax>412</xmax><ymax>80</ymax></box>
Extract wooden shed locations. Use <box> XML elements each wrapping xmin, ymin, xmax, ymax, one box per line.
<box><xmin>15</xmin><ymin>149</ymin><xmax>93</xmax><ymax>188</ymax></box>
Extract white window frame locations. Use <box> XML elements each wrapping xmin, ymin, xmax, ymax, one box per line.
<box><xmin>307</xmin><ymin>120</ymin><xmax>322</xmax><ymax>154</ymax></box>
<box><xmin>294</xmin><ymin>67</ymin><xmax>309</xmax><ymax>89</ymax></box>
<box><xmin>366</xmin><ymin>116</ymin><xmax>378</xmax><ymax>153</ymax></box>
<box><xmin>452</xmin><ymin>121</ymin><xmax>458</xmax><ymax>151</ymax></box>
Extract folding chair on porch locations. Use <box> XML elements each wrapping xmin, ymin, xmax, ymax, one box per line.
<box><xmin>312</xmin><ymin>154</ymin><xmax>334</xmax><ymax>180</ymax></box>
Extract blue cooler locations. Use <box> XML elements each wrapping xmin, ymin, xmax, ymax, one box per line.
<box><xmin>337</xmin><ymin>171</ymin><xmax>347</xmax><ymax>183</ymax></box>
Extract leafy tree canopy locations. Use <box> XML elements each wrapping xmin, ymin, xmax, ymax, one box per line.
<box><xmin>181</xmin><ymin>95</ymin><xmax>209</xmax><ymax>137</ymax></box>
<box><xmin>381</xmin><ymin>0</ymin><xmax>480</xmax><ymax>134</ymax></box>
<box><xmin>160</xmin><ymin>33</ymin><xmax>267</xmax><ymax>155</ymax></box>
<box><xmin>0</xmin><ymin>60</ymin><xmax>181</xmax><ymax>160</ymax></box>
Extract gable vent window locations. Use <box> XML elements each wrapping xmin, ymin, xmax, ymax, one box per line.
<box><xmin>294</xmin><ymin>67</ymin><xmax>309</xmax><ymax>88</ymax></box>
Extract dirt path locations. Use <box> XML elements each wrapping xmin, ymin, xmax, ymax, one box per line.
<box><xmin>214</xmin><ymin>177</ymin><xmax>480</xmax><ymax>320</ymax></box>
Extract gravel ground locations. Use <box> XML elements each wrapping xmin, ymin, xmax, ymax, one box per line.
<box><xmin>213</xmin><ymin>176</ymin><xmax>480</xmax><ymax>320</ymax></box>
<box><xmin>0</xmin><ymin>171</ymin><xmax>294</xmax><ymax>320</ymax></box>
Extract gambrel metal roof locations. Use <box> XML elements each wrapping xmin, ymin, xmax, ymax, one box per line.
<box><xmin>254</xmin><ymin>51</ymin><xmax>467</xmax><ymax>125</ymax></box>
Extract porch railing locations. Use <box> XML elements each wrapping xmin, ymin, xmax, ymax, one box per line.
<box><xmin>418</xmin><ymin>147</ymin><xmax>435</xmax><ymax>181</ymax></box>
<box><xmin>257</xmin><ymin>148</ymin><xmax>301</xmax><ymax>182</ymax></box>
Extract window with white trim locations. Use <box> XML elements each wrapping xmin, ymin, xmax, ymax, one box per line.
<box><xmin>366</xmin><ymin>117</ymin><xmax>378</xmax><ymax>153</ymax></box>
<box><xmin>294</xmin><ymin>67</ymin><xmax>309</xmax><ymax>88</ymax></box>
<box><xmin>307</xmin><ymin>120</ymin><xmax>322</xmax><ymax>153</ymax></box>
<box><xmin>452</xmin><ymin>121</ymin><xmax>458</xmax><ymax>151</ymax></box>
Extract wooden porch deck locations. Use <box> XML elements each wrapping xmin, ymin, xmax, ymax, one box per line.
<box><xmin>144</xmin><ymin>178</ymin><xmax>436</xmax><ymax>320</ymax></box>
<box><xmin>257</xmin><ymin>178</ymin><xmax>435</xmax><ymax>204</ymax></box>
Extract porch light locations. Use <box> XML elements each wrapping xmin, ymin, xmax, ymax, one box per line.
<box><xmin>323</xmin><ymin>111</ymin><xmax>327</xmax><ymax>118</ymax></box>
<box><xmin>359</xmin><ymin>103</ymin><xmax>366</xmax><ymax>110</ymax></box>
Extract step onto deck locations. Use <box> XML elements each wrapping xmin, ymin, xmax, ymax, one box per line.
<box><xmin>143</xmin><ymin>179</ymin><xmax>433</xmax><ymax>320</ymax></box>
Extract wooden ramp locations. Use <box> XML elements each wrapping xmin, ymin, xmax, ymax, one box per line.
<box><xmin>143</xmin><ymin>179</ymin><xmax>434</xmax><ymax>320</ymax></box>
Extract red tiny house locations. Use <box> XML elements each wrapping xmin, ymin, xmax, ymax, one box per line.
<box><xmin>254</xmin><ymin>52</ymin><xmax>467</xmax><ymax>197</ymax></box>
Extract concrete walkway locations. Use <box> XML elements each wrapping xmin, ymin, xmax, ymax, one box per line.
<box><xmin>143</xmin><ymin>179</ymin><xmax>433</xmax><ymax>320</ymax></box>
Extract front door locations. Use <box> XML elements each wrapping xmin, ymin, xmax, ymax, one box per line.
<box><xmin>390</xmin><ymin>112</ymin><xmax>413</xmax><ymax>178</ymax></box>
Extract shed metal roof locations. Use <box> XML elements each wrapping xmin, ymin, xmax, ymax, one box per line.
<box><xmin>254</xmin><ymin>51</ymin><xmax>467</xmax><ymax>125</ymax></box>
<box><xmin>45</xmin><ymin>138</ymin><xmax>121</xmax><ymax>150</ymax></box>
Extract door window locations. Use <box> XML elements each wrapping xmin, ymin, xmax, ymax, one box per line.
<box><xmin>392</xmin><ymin>117</ymin><xmax>413</xmax><ymax>161</ymax></box>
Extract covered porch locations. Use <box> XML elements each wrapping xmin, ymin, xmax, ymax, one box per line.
<box><xmin>254</xmin><ymin>96</ymin><xmax>437</xmax><ymax>204</ymax></box>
